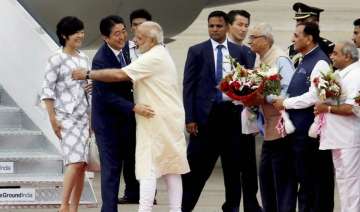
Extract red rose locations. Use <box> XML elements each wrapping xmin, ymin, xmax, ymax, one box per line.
<box><xmin>313</xmin><ymin>77</ymin><xmax>320</xmax><ymax>87</ymax></box>
<box><xmin>220</xmin><ymin>81</ymin><xmax>230</xmax><ymax>92</ymax></box>
<box><xmin>230</xmin><ymin>81</ymin><xmax>241</xmax><ymax>90</ymax></box>
<box><xmin>268</xmin><ymin>74</ymin><xmax>281</xmax><ymax>81</ymax></box>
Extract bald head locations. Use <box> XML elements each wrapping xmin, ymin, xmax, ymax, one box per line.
<box><xmin>248</xmin><ymin>23</ymin><xmax>274</xmax><ymax>56</ymax></box>
<box><xmin>331</xmin><ymin>41</ymin><xmax>359</xmax><ymax>69</ymax></box>
<box><xmin>249</xmin><ymin>23</ymin><xmax>274</xmax><ymax>45</ymax></box>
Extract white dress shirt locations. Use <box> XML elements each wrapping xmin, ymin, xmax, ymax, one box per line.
<box><xmin>210</xmin><ymin>39</ymin><xmax>232</xmax><ymax>100</ymax></box>
<box><xmin>108</xmin><ymin>44</ymin><xmax>121</xmax><ymax>57</ymax></box>
<box><xmin>283</xmin><ymin>46</ymin><xmax>331</xmax><ymax>109</ymax></box>
<box><xmin>210</xmin><ymin>38</ymin><xmax>231</xmax><ymax>74</ymax></box>
<box><xmin>129</xmin><ymin>40</ymin><xmax>141</xmax><ymax>61</ymax></box>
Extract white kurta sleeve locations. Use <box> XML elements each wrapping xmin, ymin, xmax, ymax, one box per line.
<box><xmin>283</xmin><ymin>60</ymin><xmax>330</xmax><ymax>109</ymax></box>
<box><xmin>122</xmin><ymin>51</ymin><xmax>159</xmax><ymax>82</ymax></box>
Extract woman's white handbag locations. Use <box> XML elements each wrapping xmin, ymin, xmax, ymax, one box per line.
<box><xmin>86</xmin><ymin>136</ymin><xmax>100</xmax><ymax>172</ymax></box>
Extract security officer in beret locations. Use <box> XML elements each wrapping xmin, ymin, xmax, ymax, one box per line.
<box><xmin>289</xmin><ymin>2</ymin><xmax>335</xmax><ymax>67</ymax></box>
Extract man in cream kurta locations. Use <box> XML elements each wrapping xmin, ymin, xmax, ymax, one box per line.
<box><xmin>122</xmin><ymin>43</ymin><xmax>189</xmax><ymax>179</ymax></box>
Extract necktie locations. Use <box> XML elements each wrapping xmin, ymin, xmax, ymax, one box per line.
<box><xmin>118</xmin><ymin>51</ymin><xmax>127</xmax><ymax>68</ymax></box>
<box><xmin>215</xmin><ymin>44</ymin><xmax>224</xmax><ymax>102</ymax></box>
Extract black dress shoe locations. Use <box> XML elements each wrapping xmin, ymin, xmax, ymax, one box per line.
<box><xmin>118</xmin><ymin>195</ymin><xmax>139</xmax><ymax>204</ymax></box>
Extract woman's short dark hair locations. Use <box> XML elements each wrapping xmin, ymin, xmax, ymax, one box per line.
<box><xmin>130</xmin><ymin>9</ymin><xmax>152</xmax><ymax>25</ymax></box>
<box><xmin>298</xmin><ymin>22</ymin><xmax>320</xmax><ymax>44</ymax></box>
<box><xmin>228</xmin><ymin>10</ymin><xmax>251</xmax><ymax>25</ymax></box>
<box><xmin>99</xmin><ymin>15</ymin><xmax>125</xmax><ymax>37</ymax></box>
<box><xmin>208</xmin><ymin>10</ymin><xmax>229</xmax><ymax>24</ymax></box>
<box><xmin>56</xmin><ymin>16</ymin><xmax>84</xmax><ymax>46</ymax></box>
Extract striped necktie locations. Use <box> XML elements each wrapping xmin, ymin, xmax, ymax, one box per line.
<box><xmin>215</xmin><ymin>44</ymin><xmax>224</xmax><ymax>102</ymax></box>
<box><xmin>118</xmin><ymin>51</ymin><xmax>126</xmax><ymax>68</ymax></box>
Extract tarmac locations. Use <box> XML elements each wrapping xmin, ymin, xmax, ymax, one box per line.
<box><xmin>10</xmin><ymin>0</ymin><xmax>360</xmax><ymax>211</ymax></box>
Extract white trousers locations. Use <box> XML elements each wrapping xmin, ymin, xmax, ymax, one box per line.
<box><xmin>138</xmin><ymin>174</ymin><xmax>182</xmax><ymax>212</ymax></box>
<box><xmin>332</xmin><ymin>148</ymin><xmax>360</xmax><ymax>212</ymax></box>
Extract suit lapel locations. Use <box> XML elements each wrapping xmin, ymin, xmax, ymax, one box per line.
<box><xmin>227</xmin><ymin>41</ymin><xmax>237</xmax><ymax>61</ymax></box>
<box><xmin>103</xmin><ymin>43</ymin><xmax>122</xmax><ymax>68</ymax></box>
<box><xmin>205</xmin><ymin>40</ymin><xmax>216</xmax><ymax>83</ymax></box>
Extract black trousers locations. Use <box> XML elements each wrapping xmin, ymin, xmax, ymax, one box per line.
<box><xmin>259</xmin><ymin>137</ymin><xmax>297</xmax><ymax>212</ymax></box>
<box><xmin>182</xmin><ymin>102</ymin><xmax>261</xmax><ymax>212</ymax></box>
<box><xmin>290</xmin><ymin>134</ymin><xmax>334</xmax><ymax>212</ymax></box>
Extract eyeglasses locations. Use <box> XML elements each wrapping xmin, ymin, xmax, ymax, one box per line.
<box><xmin>248</xmin><ymin>35</ymin><xmax>265</xmax><ymax>41</ymax></box>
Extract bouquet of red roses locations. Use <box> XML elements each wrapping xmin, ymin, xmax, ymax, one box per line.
<box><xmin>219</xmin><ymin>59</ymin><xmax>295</xmax><ymax>136</ymax></box>
<box><xmin>219</xmin><ymin>61</ymin><xmax>282</xmax><ymax>105</ymax></box>
<box><xmin>309</xmin><ymin>68</ymin><xmax>341</xmax><ymax>138</ymax></box>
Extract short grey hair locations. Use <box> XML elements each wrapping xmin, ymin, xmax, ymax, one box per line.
<box><xmin>251</xmin><ymin>23</ymin><xmax>274</xmax><ymax>46</ymax></box>
<box><xmin>340</xmin><ymin>41</ymin><xmax>359</xmax><ymax>62</ymax></box>
<box><xmin>140</xmin><ymin>21</ymin><xmax>164</xmax><ymax>44</ymax></box>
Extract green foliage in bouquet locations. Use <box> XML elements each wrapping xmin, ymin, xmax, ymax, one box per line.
<box><xmin>258</xmin><ymin>64</ymin><xmax>282</xmax><ymax>97</ymax></box>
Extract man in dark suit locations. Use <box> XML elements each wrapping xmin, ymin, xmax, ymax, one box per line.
<box><xmin>226</xmin><ymin>10</ymin><xmax>262</xmax><ymax>212</ymax></box>
<box><xmin>227</xmin><ymin>10</ymin><xmax>257</xmax><ymax>67</ymax></box>
<box><xmin>182</xmin><ymin>10</ymin><xmax>259</xmax><ymax>212</ymax></box>
<box><xmin>92</xmin><ymin>15</ymin><xmax>144</xmax><ymax>212</ymax></box>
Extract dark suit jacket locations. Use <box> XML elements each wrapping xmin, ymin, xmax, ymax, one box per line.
<box><xmin>91</xmin><ymin>42</ymin><xmax>135</xmax><ymax>141</ymax></box>
<box><xmin>183</xmin><ymin>39</ymin><xmax>254</xmax><ymax>125</ymax></box>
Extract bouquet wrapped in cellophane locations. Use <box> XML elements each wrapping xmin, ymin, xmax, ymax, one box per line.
<box><xmin>219</xmin><ymin>59</ymin><xmax>265</xmax><ymax>105</ymax></box>
<box><xmin>259</xmin><ymin>64</ymin><xmax>295</xmax><ymax>137</ymax></box>
<box><xmin>308</xmin><ymin>68</ymin><xmax>341</xmax><ymax>138</ymax></box>
<box><xmin>219</xmin><ymin>58</ymin><xmax>262</xmax><ymax>134</ymax></box>
<box><xmin>219</xmin><ymin>58</ymin><xmax>295</xmax><ymax>136</ymax></box>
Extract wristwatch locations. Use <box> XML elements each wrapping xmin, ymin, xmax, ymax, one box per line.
<box><xmin>85</xmin><ymin>70</ymin><xmax>91</xmax><ymax>80</ymax></box>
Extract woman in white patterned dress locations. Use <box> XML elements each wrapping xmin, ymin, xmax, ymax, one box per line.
<box><xmin>40</xmin><ymin>16</ymin><xmax>90</xmax><ymax>212</ymax></box>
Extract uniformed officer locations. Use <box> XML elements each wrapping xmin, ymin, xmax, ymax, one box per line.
<box><xmin>289</xmin><ymin>2</ymin><xmax>335</xmax><ymax>67</ymax></box>
<box><xmin>353</xmin><ymin>18</ymin><xmax>360</xmax><ymax>49</ymax></box>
